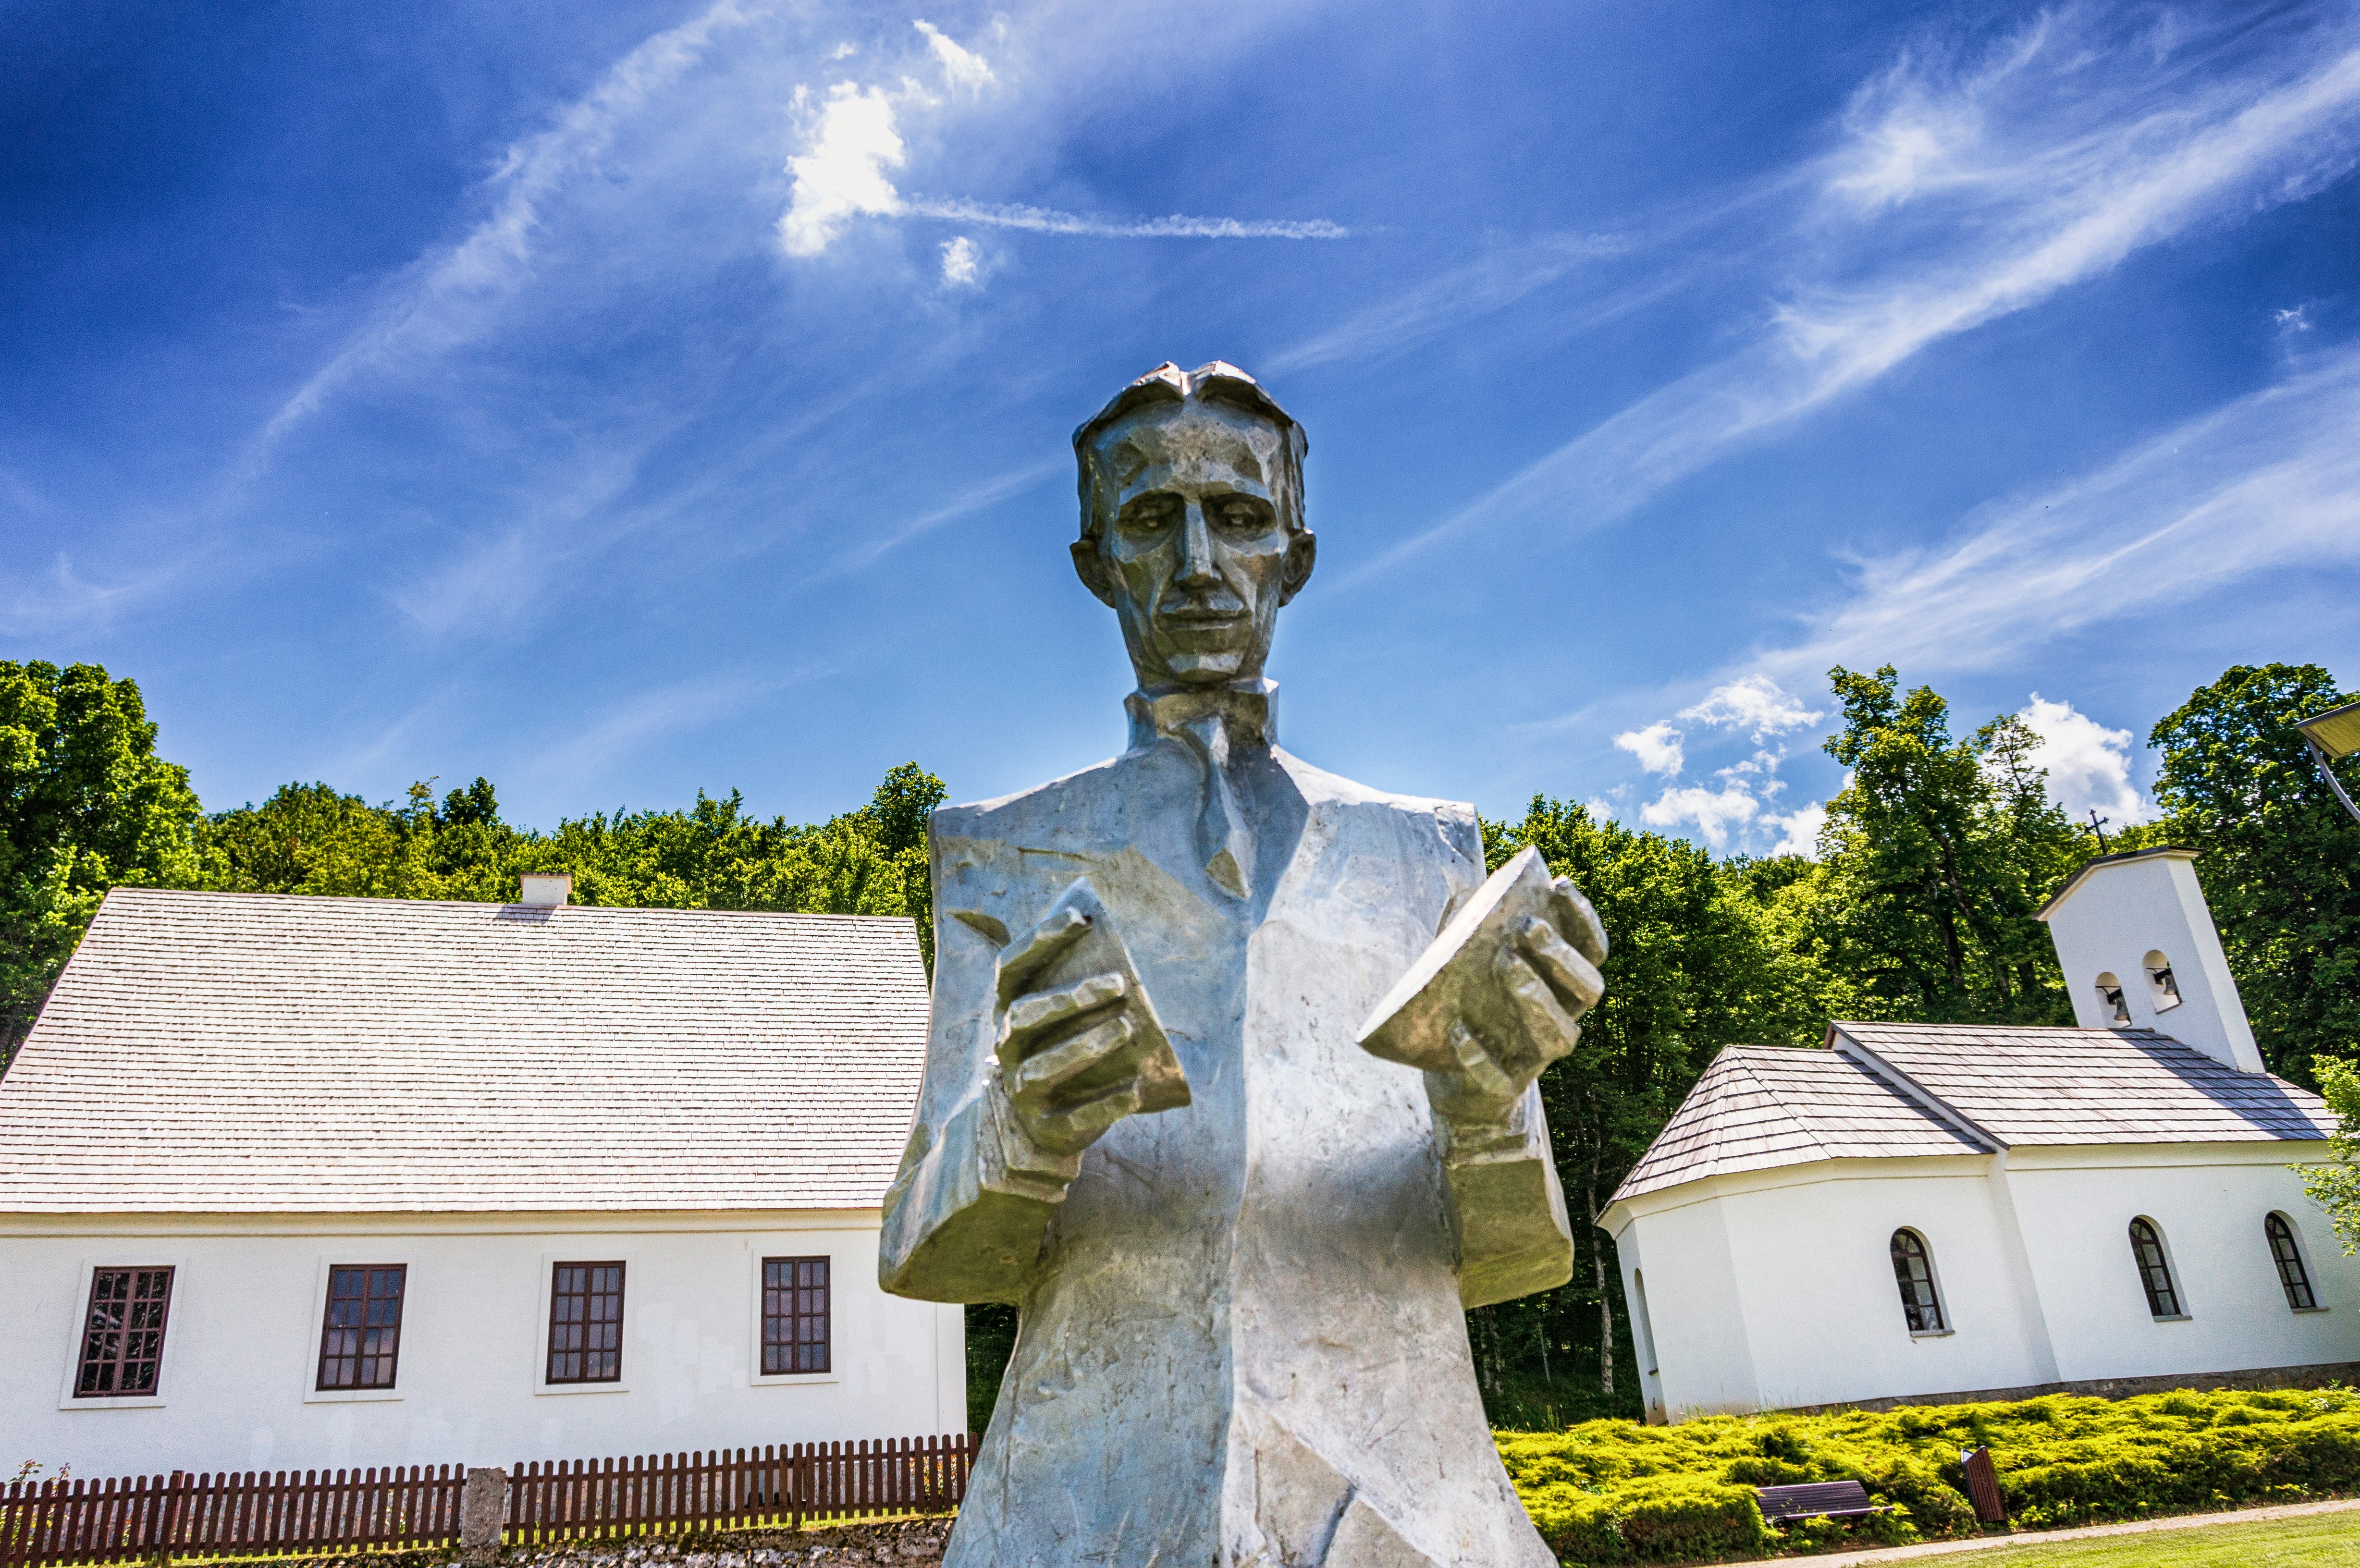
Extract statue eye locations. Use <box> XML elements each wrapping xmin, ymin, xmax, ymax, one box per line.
<box><xmin>1215</xmin><ymin>498</ymin><xmax>1263</xmax><ymax>528</ymax></box>
<box><xmin>1119</xmin><ymin>496</ymin><xmax>1179</xmax><ymax>532</ymax></box>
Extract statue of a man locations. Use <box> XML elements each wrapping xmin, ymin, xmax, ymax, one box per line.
<box><xmin>880</xmin><ymin>361</ymin><xmax>1607</xmax><ymax>1568</ymax></box>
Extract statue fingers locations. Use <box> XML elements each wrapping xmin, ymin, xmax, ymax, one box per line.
<box><xmin>1515</xmin><ymin>915</ymin><xmax>1605</xmax><ymax>1017</ymax></box>
<box><xmin>1032</xmin><ymin>1080</ymin><xmax>1146</xmax><ymax>1154</ymax></box>
<box><xmin>993</xmin><ymin>904</ymin><xmax>1094</xmax><ymax>1006</ymax></box>
<box><xmin>1445</xmin><ymin>1018</ymin><xmax>1519</xmax><ymax>1105</ymax></box>
<box><xmin>1495</xmin><ymin>948</ymin><xmax>1581</xmax><ymax>1068</ymax></box>
<box><xmin>1548</xmin><ymin>877</ymin><xmax>1610</xmax><ymax>966</ymax></box>
<box><xmin>1006</xmin><ymin>1014</ymin><xmax>1136</xmax><ymax>1102</ymax></box>
<box><xmin>997</xmin><ymin>970</ymin><xmax>1129</xmax><ymax>1064</ymax></box>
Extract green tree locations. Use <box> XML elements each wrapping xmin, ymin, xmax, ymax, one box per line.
<box><xmin>1462</xmin><ymin>797</ymin><xmax>1842</xmax><ymax>1424</ymax></box>
<box><xmin>2303</xmin><ymin>1056</ymin><xmax>2360</xmax><ymax>1253</ymax></box>
<box><xmin>2146</xmin><ymin>664</ymin><xmax>2360</xmax><ymax>1087</ymax></box>
<box><xmin>1808</xmin><ymin>666</ymin><xmax>2081</xmax><ymax>1024</ymax></box>
<box><xmin>0</xmin><ymin>662</ymin><xmax>212</xmax><ymax>1063</ymax></box>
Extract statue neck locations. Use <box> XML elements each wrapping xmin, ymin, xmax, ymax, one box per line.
<box><xmin>1126</xmin><ymin>679</ymin><xmax>1278</xmax><ymax>753</ymax></box>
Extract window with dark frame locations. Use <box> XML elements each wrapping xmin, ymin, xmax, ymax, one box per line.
<box><xmin>75</xmin><ymin>1267</ymin><xmax>174</xmax><ymax>1397</ymax></box>
<box><xmin>2268</xmin><ymin>1213</ymin><xmax>2319</xmax><ymax>1311</ymax></box>
<box><xmin>2129</xmin><ymin>1218</ymin><xmax>2183</xmax><ymax>1317</ymax></box>
<box><xmin>1889</xmin><ymin>1230</ymin><xmax>1946</xmax><ymax>1333</ymax></box>
<box><xmin>547</xmin><ymin>1262</ymin><xmax>625</xmax><ymax>1384</ymax></box>
<box><xmin>762</xmin><ymin>1256</ymin><xmax>831</xmax><ymax>1375</ymax></box>
<box><xmin>317</xmin><ymin>1265</ymin><xmax>407</xmax><ymax>1390</ymax></box>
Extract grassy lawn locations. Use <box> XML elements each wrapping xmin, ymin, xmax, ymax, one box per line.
<box><xmin>1962</xmin><ymin>1509</ymin><xmax>2360</xmax><ymax>1566</ymax></box>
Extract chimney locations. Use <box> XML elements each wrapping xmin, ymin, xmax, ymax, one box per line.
<box><xmin>517</xmin><ymin>873</ymin><xmax>572</xmax><ymax>909</ymax></box>
<box><xmin>2036</xmin><ymin>848</ymin><xmax>2265</xmax><ymax>1074</ymax></box>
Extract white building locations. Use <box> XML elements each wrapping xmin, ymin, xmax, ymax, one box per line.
<box><xmin>0</xmin><ymin>883</ymin><xmax>963</xmax><ymax>1477</ymax></box>
<box><xmin>1602</xmin><ymin>848</ymin><xmax>2359</xmax><ymax>1422</ymax></box>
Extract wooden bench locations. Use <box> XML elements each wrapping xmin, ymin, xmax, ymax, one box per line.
<box><xmin>1752</xmin><ymin>1480</ymin><xmax>1888</xmax><ymax>1523</ymax></box>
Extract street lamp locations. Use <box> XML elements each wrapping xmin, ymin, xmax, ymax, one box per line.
<box><xmin>2295</xmin><ymin>698</ymin><xmax>2360</xmax><ymax>827</ymax></box>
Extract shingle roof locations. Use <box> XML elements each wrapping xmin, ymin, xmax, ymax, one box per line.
<box><xmin>1832</xmin><ymin>1021</ymin><xmax>2335</xmax><ymax>1146</ymax></box>
<box><xmin>1610</xmin><ymin>1045</ymin><xmax>1989</xmax><ymax>1204</ymax></box>
<box><xmin>0</xmin><ymin>888</ymin><xmax>930</xmax><ymax>1214</ymax></box>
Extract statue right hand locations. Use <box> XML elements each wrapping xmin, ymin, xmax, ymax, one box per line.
<box><xmin>990</xmin><ymin>903</ymin><xmax>1168</xmax><ymax>1159</ymax></box>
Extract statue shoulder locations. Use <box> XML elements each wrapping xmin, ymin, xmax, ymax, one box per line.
<box><xmin>928</xmin><ymin>751</ymin><xmax>1141</xmax><ymax>844</ymax></box>
<box><xmin>1274</xmin><ymin>749</ymin><xmax>1483</xmax><ymax>868</ymax></box>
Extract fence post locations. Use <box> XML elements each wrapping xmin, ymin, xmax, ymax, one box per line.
<box><xmin>459</xmin><ymin>1468</ymin><xmax>507</xmax><ymax>1563</ymax></box>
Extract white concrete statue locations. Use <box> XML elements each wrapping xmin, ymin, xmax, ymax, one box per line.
<box><xmin>880</xmin><ymin>361</ymin><xmax>1607</xmax><ymax>1568</ymax></box>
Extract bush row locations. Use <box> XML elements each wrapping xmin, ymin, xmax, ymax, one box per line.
<box><xmin>1495</xmin><ymin>1384</ymin><xmax>2360</xmax><ymax>1564</ymax></box>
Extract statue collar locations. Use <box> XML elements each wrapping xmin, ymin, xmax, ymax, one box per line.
<box><xmin>1125</xmin><ymin>679</ymin><xmax>1277</xmax><ymax>753</ymax></box>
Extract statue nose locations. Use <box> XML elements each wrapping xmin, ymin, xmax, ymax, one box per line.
<box><xmin>1177</xmin><ymin>502</ymin><xmax>1219</xmax><ymax>585</ymax></box>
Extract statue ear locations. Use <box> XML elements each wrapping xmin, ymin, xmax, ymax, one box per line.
<box><xmin>1277</xmin><ymin>529</ymin><xmax>1316</xmax><ymax>605</ymax></box>
<box><xmin>1071</xmin><ymin>538</ymin><xmax>1119</xmax><ymax>607</ymax></box>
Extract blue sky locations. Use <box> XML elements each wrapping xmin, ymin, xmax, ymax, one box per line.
<box><xmin>6</xmin><ymin>0</ymin><xmax>2358</xmax><ymax>852</ymax></box>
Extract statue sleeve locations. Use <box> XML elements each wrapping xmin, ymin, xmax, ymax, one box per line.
<box><xmin>1439</xmin><ymin>1078</ymin><xmax>1576</xmax><ymax>1308</ymax></box>
<box><xmin>876</xmin><ymin>824</ymin><xmax>1075</xmax><ymax>1304</ymax></box>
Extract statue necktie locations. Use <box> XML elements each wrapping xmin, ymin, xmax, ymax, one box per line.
<box><xmin>1125</xmin><ymin>681</ymin><xmax>1275</xmax><ymax>903</ymax></box>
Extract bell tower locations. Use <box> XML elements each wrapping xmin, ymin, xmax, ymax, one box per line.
<box><xmin>2036</xmin><ymin>847</ymin><xmax>2266</xmax><ymax>1074</ymax></box>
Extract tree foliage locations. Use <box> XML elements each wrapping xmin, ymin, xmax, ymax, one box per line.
<box><xmin>2145</xmin><ymin>663</ymin><xmax>2360</xmax><ymax>1087</ymax></box>
<box><xmin>1</xmin><ymin>662</ymin><xmax>211</xmax><ymax>1059</ymax></box>
<box><xmin>1803</xmin><ymin>665</ymin><xmax>2083</xmax><ymax>1024</ymax></box>
<box><xmin>1464</xmin><ymin>799</ymin><xmax>1847</xmax><ymax>1424</ymax></box>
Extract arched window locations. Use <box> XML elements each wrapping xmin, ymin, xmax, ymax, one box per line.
<box><xmin>2267</xmin><ymin>1213</ymin><xmax>2318</xmax><ymax>1311</ymax></box>
<box><xmin>2144</xmin><ymin>950</ymin><xmax>2182</xmax><ymax>1013</ymax></box>
<box><xmin>2095</xmin><ymin>973</ymin><xmax>2131</xmax><ymax>1025</ymax></box>
<box><xmin>1890</xmin><ymin>1230</ymin><xmax>1946</xmax><ymax>1333</ymax></box>
<box><xmin>2129</xmin><ymin>1218</ymin><xmax>2183</xmax><ymax>1317</ymax></box>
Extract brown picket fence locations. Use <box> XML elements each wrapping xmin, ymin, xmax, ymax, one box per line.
<box><xmin>505</xmin><ymin>1435</ymin><xmax>975</xmax><ymax>1539</ymax></box>
<box><xmin>0</xmin><ymin>1466</ymin><xmax>462</xmax><ymax>1567</ymax></box>
<box><xmin>0</xmin><ymin>1436</ymin><xmax>975</xmax><ymax>1566</ymax></box>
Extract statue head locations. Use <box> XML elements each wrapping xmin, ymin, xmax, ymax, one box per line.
<box><xmin>1072</xmin><ymin>361</ymin><xmax>1315</xmax><ymax>690</ymax></box>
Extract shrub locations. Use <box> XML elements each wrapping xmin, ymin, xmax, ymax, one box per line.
<box><xmin>1496</xmin><ymin>1384</ymin><xmax>2360</xmax><ymax>1564</ymax></box>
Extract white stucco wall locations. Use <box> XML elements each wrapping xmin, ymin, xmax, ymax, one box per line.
<box><xmin>0</xmin><ymin>1210</ymin><xmax>965</xmax><ymax>1478</ymax></box>
<box><xmin>2005</xmin><ymin>1145</ymin><xmax>2356</xmax><ymax>1383</ymax></box>
<box><xmin>1607</xmin><ymin>1147</ymin><xmax>2360</xmax><ymax>1419</ymax></box>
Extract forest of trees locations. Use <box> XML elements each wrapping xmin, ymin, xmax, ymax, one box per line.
<box><xmin>2</xmin><ymin>656</ymin><xmax>2355</xmax><ymax>1429</ymax></box>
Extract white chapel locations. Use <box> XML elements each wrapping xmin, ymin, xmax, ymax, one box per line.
<box><xmin>1602</xmin><ymin>847</ymin><xmax>2358</xmax><ymax>1422</ymax></box>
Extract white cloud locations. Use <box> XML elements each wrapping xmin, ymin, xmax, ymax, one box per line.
<box><xmin>1677</xmin><ymin>674</ymin><xmax>1823</xmax><ymax>742</ymax></box>
<box><xmin>2014</xmin><ymin>694</ymin><xmax>2151</xmax><ymax>825</ymax></box>
<box><xmin>939</xmin><ymin>234</ymin><xmax>981</xmax><ymax>288</ymax></box>
<box><xmin>1639</xmin><ymin>784</ymin><xmax>1760</xmax><ymax>849</ymax></box>
<box><xmin>1758</xmin><ymin>341</ymin><xmax>2360</xmax><ymax>681</ymax></box>
<box><xmin>913</xmin><ymin>20</ymin><xmax>994</xmax><ymax>93</ymax></box>
<box><xmin>899</xmin><ymin>197</ymin><xmax>1346</xmax><ymax>239</ymax></box>
<box><xmin>2278</xmin><ymin>304</ymin><xmax>2314</xmax><ymax>331</ymax></box>
<box><xmin>263</xmin><ymin>0</ymin><xmax>758</xmax><ymax>445</ymax></box>
<box><xmin>778</xmin><ymin>82</ymin><xmax>909</xmax><ymax>257</ymax></box>
<box><xmin>1767</xmin><ymin>801</ymin><xmax>1828</xmax><ymax>858</ymax></box>
<box><xmin>827</xmin><ymin>40</ymin><xmax>857</xmax><ymax>60</ymax></box>
<box><xmin>1346</xmin><ymin>10</ymin><xmax>2360</xmax><ymax>585</ymax></box>
<box><xmin>1614</xmin><ymin>720</ymin><xmax>1685</xmax><ymax>776</ymax></box>
<box><xmin>1585</xmin><ymin>796</ymin><xmax>1618</xmax><ymax>823</ymax></box>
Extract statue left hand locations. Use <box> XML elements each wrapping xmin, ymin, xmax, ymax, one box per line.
<box><xmin>1426</xmin><ymin>877</ymin><xmax>1607</xmax><ymax>1131</ymax></box>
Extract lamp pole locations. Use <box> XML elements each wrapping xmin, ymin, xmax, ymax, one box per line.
<box><xmin>2296</xmin><ymin>698</ymin><xmax>2360</xmax><ymax>830</ymax></box>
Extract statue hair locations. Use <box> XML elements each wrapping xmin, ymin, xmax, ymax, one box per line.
<box><xmin>1072</xmin><ymin>361</ymin><xmax>1308</xmax><ymax>543</ymax></box>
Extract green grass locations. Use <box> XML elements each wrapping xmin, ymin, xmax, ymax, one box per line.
<box><xmin>1960</xmin><ymin>1508</ymin><xmax>2360</xmax><ymax>1566</ymax></box>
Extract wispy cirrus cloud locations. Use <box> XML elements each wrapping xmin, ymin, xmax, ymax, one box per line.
<box><xmin>776</xmin><ymin>26</ymin><xmax>1347</xmax><ymax>259</ymax></box>
<box><xmin>263</xmin><ymin>0</ymin><xmax>763</xmax><ymax>448</ymax></box>
<box><xmin>1346</xmin><ymin>7</ymin><xmax>2360</xmax><ymax>586</ymax></box>
<box><xmin>1756</xmin><ymin>339</ymin><xmax>2360</xmax><ymax>682</ymax></box>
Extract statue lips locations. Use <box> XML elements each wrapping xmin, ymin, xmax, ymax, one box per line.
<box><xmin>1157</xmin><ymin>603</ymin><xmax>1250</xmax><ymax>655</ymax></box>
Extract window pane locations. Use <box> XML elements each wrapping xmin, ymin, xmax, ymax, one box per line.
<box><xmin>1889</xmin><ymin>1231</ymin><xmax>1944</xmax><ymax>1333</ymax></box>
<box><xmin>318</xmin><ymin>1265</ymin><xmax>406</xmax><ymax>1390</ymax></box>
<box><xmin>549</xmin><ymin>1262</ymin><xmax>624</xmax><ymax>1383</ymax></box>
<box><xmin>76</xmin><ymin>1267</ymin><xmax>173</xmax><ymax>1397</ymax></box>
<box><xmin>2268</xmin><ymin>1215</ymin><xmax>2317</xmax><ymax>1311</ymax></box>
<box><xmin>2130</xmin><ymin>1220</ymin><xmax>2182</xmax><ymax>1317</ymax></box>
<box><xmin>762</xmin><ymin>1255</ymin><xmax>830</xmax><ymax>1375</ymax></box>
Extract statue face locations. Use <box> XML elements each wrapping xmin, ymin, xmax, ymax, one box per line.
<box><xmin>1074</xmin><ymin>402</ymin><xmax>1315</xmax><ymax>689</ymax></box>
